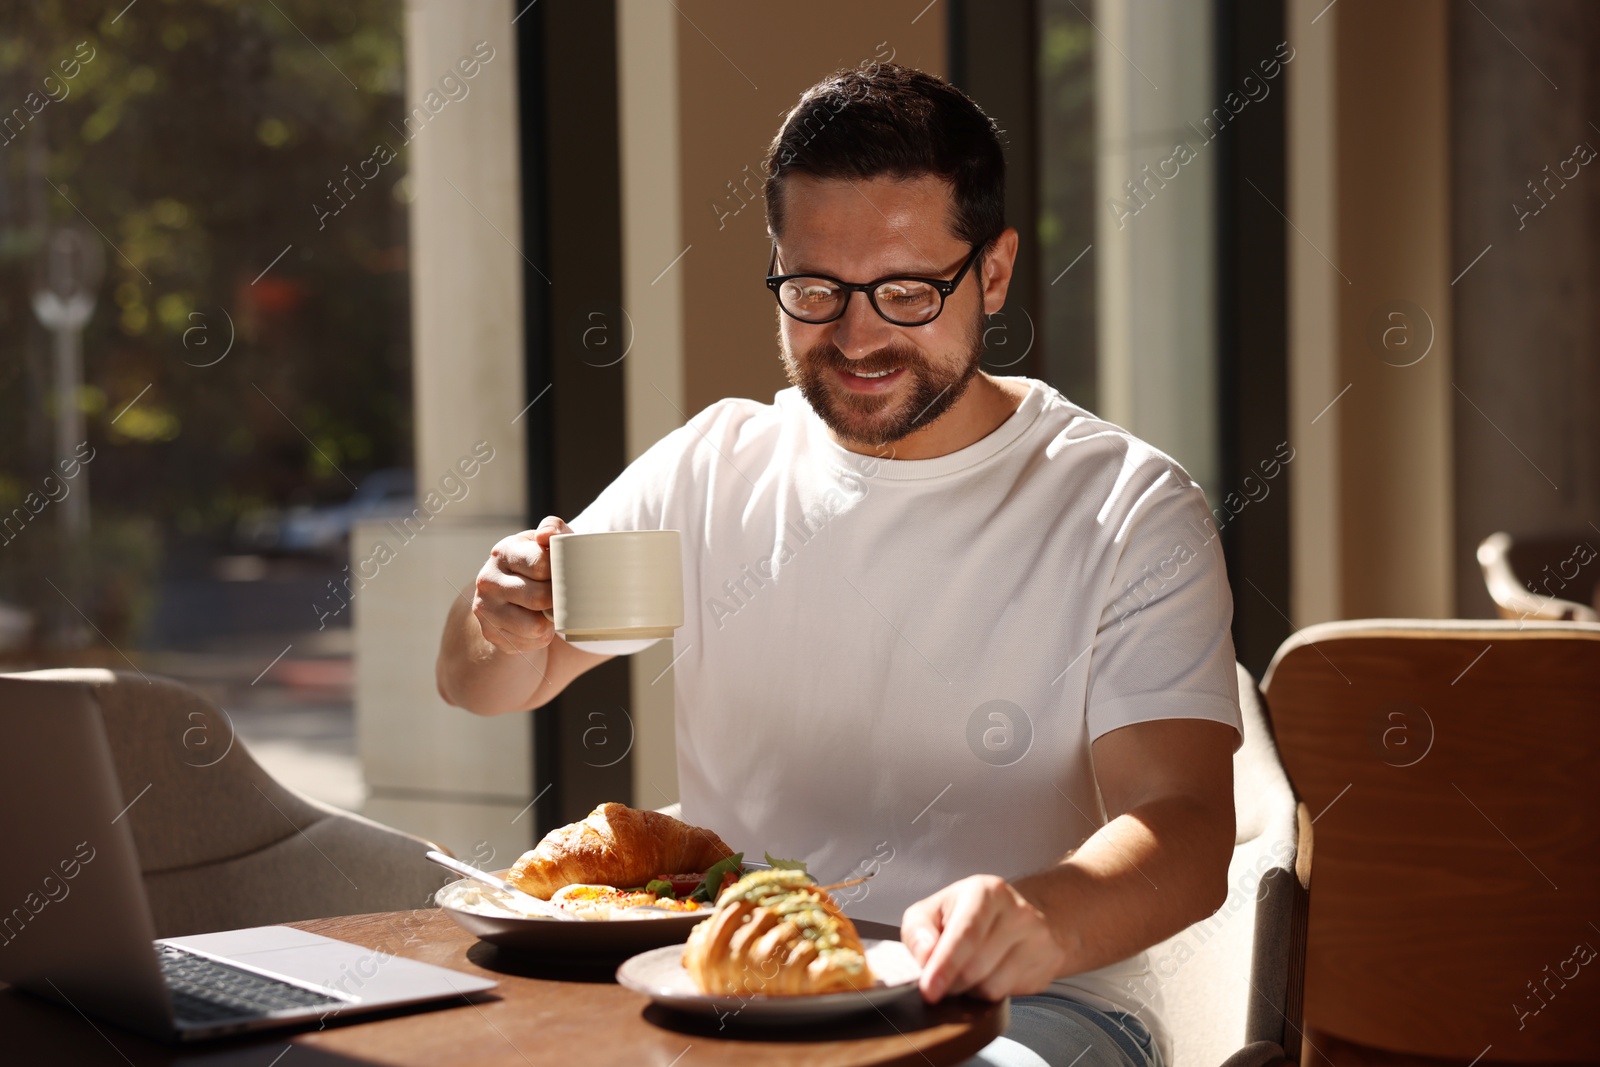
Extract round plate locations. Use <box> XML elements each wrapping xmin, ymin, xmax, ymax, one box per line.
<box><xmin>435</xmin><ymin>875</ymin><xmax>709</xmax><ymax>954</ymax></box>
<box><xmin>616</xmin><ymin>939</ymin><xmax>922</xmax><ymax>1023</ymax></box>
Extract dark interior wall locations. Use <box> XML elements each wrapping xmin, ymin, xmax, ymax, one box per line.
<box><xmin>949</xmin><ymin>0</ymin><xmax>1043</xmax><ymax>380</ymax></box>
<box><xmin>1451</xmin><ymin>2</ymin><xmax>1600</xmax><ymax>618</ymax></box>
<box><xmin>1215</xmin><ymin>0</ymin><xmax>1291</xmax><ymax>677</ymax></box>
<box><xmin>517</xmin><ymin>0</ymin><xmax>633</xmax><ymax>833</ymax></box>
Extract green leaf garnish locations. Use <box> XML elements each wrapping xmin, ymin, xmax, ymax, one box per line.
<box><xmin>764</xmin><ymin>852</ymin><xmax>808</xmax><ymax>873</ymax></box>
<box><xmin>690</xmin><ymin>852</ymin><xmax>744</xmax><ymax>903</ymax></box>
<box><xmin>644</xmin><ymin>879</ymin><xmax>675</xmax><ymax>899</ymax></box>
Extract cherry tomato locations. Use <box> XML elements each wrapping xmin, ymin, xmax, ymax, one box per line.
<box><xmin>657</xmin><ymin>872</ymin><xmax>708</xmax><ymax>897</ymax></box>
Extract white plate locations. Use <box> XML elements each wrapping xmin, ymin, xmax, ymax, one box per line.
<box><xmin>435</xmin><ymin>874</ymin><xmax>710</xmax><ymax>954</ymax></box>
<box><xmin>616</xmin><ymin>939</ymin><xmax>922</xmax><ymax>1023</ymax></box>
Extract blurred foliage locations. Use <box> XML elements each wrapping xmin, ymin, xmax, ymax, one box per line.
<box><xmin>82</xmin><ymin>512</ymin><xmax>164</xmax><ymax>647</ymax></box>
<box><xmin>1039</xmin><ymin>1</ymin><xmax>1096</xmax><ymax>411</ymax></box>
<box><xmin>0</xmin><ymin>0</ymin><xmax>410</xmax><ymax>645</ymax></box>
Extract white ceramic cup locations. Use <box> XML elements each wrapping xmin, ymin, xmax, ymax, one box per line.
<box><xmin>542</xmin><ymin>530</ymin><xmax>684</xmax><ymax>647</ymax></box>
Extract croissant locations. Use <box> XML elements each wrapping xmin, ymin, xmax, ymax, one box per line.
<box><xmin>507</xmin><ymin>802</ymin><xmax>734</xmax><ymax>899</ymax></box>
<box><xmin>682</xmin><ymin>869</ymin><xmax>875</xmax><ymax>996</ymax></box>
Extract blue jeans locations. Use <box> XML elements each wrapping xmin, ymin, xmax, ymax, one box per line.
<box><xmin>960</xmin><ymin>994</ymin><xmax>1162</xmax><ymax>1067</ymax></box>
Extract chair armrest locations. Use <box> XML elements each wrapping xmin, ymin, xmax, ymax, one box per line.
<box><xmin>1216</xmin><ymin>1040</ymin><xmax>1291</xmax><ymax>1067</ymax></box>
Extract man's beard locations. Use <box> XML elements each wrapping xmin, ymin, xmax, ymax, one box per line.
<box><xmin>780</xmin><ymin>307</ymin><xmax>985</xmax><ymax>448</ymax></box>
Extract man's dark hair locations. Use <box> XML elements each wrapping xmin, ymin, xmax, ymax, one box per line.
<box><xmin>763</xmin><ymin>63</ymin><xmax>1007</xmax><ymax>257</ymax></box>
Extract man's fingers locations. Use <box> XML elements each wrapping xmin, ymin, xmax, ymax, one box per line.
<box><xmin>969</xmin><ymin>938</ymin><xmax>1037</xmax><ymax>1002</ymax></box>
<box><xmin>942</xmin><ymin>916</ymin><xmax>1025</xmax><ymax>997</ymax></box>
<box><xmin>480</xmin><ymin>516</ymin><xmax>570</xmax><ymax>637</ymax></box>
<box><xmin>900</xmin><ymin>899</ymin><xmax>944</xmax><ymax>967</ymax></box>
<box><xmin>533</xmin><ymin>516</ymin><xmax>574</xmax><ymax>546</ymax></box>
<box><xmin>489</xmin><ymin>518</ymin><xmax>572</xmax><ymax>583</ymax></box>
<box><xmin>492</xmin><ymin>533</ymin><xmax>545</xmax><ymax>580</ymax></box>
<box><xmin>473</xmin><ymin>598</ymin><xmax>554</xmax><ymax>652</ymax></box>
<box><xmin>475</xmin><ymin>569</ymin><xmax>552</xmax><ymax>613</ymax></box>
<box><xmin>478</xmin><ymin>618</ymin><xmax>550</xmax><ymax>655</ymax></box>
<box><xmin>919</xmin><ymin>887</ymin><xmax>998</xmax><ymax>1001</ymax></box>
<box><xmin>904</xmin><ymin>878</ymin><xmax>1066</xmax><ymax>1004</ymax></box>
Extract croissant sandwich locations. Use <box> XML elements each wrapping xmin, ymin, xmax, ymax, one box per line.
<box><xmin>508</xmin><ymin>802</ymin><xmax>734</xmax><ymax>900</ymax></box>
<box><xmin>682</xmin><ymin>869</ymin><xmax>875</xmax><ymax>996</ymax></box>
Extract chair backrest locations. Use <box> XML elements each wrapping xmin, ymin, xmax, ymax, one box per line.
<box><xmin>1477</xmin><ymin>531</ymin><xmax>1599</xmax><ymax>622</ymax></box>
<box><xmin>0</xmin><ymin>668</ymin><xmax>452</xmax><ymax>937</ymax></box>
<box><xmin>1261</xmin><ymin>620</ymin><xmax>1600</xmax><ymax>1063</ymax></box>
<box><xmin>1146</xmin><ymin>664</ymin><xmax>1312</xmax><ymax>1067</ymax></box>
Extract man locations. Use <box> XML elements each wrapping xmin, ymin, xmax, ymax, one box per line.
<box><xmin>437</xmin><ymin>63</ymin><xmax>1239</xmax><ymax>1067</ymax></box>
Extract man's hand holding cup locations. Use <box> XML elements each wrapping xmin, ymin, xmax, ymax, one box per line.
<box><xmin>472</xmin><ymin>516</ymin><xmax>572</xmax><ymax>654</ymax></box>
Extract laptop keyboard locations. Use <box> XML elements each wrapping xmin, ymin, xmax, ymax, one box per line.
<box><xmin>157</xmin><ymin>944</ymin><xmax>346</xmax><ymax>1024</ymax></box>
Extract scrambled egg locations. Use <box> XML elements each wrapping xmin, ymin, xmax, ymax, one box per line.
<box><xmin>550</xmin><ymin>884</ymin><xmax>704</xmax><ymax>921</ymax></box>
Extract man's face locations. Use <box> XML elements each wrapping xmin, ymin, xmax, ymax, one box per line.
<box><xmin>773</xmin><ymin>174</ymin><xmax>990</xmax><ymax>449</ymax></box>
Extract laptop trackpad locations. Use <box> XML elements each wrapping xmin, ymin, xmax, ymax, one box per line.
<box><xmin>161</xmin><ymin>926</ymin><xmax>493</xmax><ymax>1002</ymax></box>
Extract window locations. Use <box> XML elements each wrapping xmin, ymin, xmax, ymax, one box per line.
<box><xmin>0</xmin><ymin>1</ymin><xmax>410</xmax><ymax>810</ymax></box>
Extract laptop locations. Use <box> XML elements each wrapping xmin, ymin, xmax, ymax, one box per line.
<box><xmin>0</xmin><ymin>675</ymin><xmax>496</xmax><ymax>1041</ymax></box>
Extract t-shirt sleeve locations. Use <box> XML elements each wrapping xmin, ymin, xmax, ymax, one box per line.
<box><xmin>571</xmin><ymin>397</ymin><xmax>761</xmax><ymax>534</ymax></box>
<box><xmin>1083</xmin><ymin>465</ymin><xmax>1243</xmax><ymax>749</ymax></box>
<box><xmin>568</xmin><ymin>422</ymin><xmax>698</xmax><ymax>535</ymax></box>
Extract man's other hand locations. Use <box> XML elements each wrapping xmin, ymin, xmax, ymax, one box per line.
<box><xmin>473</xmin><ymin>516</ymin><xmax>571</xmax><ymax>653</ymax></box>
<box><xmin>901</xmin><ymin>874</ymin><xmax>1069</xmax><ymax>1003</ymax></box>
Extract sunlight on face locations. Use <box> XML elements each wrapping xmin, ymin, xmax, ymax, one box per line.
<box><xmin>773</xmin><ymin>174</ymin><xmax>988</xmax><ymax>448</ymax></box>
<box><xmin>778</xmin><ymin>307</ymin><xmax>984</xmax><ymax>448</ymax></box>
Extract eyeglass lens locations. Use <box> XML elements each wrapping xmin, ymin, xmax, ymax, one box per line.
<box><xmin>776</xmin><ymin>277</ymin><xmax>942</xmax><ymax>325</ymax></box>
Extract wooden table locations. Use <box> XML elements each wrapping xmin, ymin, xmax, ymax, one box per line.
<box><xmin>0</xmin><ymin>909</ymin><xmax>1007</xmax><ymax>1066</ymax></box>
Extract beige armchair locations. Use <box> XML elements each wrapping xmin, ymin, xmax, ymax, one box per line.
<box><xmin>0</xmin><ymin>668</ymin><xmax>452</xmax><ymax>938</ymax></box>
<box><xmin>1146</xmin><ymin>664</ymin><xmax>1313</xmax><ymax>1067</ymax></box>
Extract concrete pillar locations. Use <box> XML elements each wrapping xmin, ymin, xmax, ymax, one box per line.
<box><xmin>1285</xmin><ymin>0</ymin><xmax>1343</xmax><ymax>625</ymax></box>
<box><xmin>352</xmin><ymin>0</ymin><xmax>533</xmax><ymax>866</ymax></box>
<box><xmin>1285</xmin><ymin>0</ymin><xmax>1454</xmax><ymax>623</ymax></box>
<box><xmin>1095</xmin><ymin>0</ymin><xmax>1220</xmax><ymax>501</ymax></box>
<box><xmin>617</xmin><ymin>0</ymin><xmax>686</xmax><ymax>810</ymax></box>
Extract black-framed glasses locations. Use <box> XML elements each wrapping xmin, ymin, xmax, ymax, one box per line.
<box><xmin>765</xmin><ymin>240</ymin><xmax>988</xmax><ymax>327</ymax></box>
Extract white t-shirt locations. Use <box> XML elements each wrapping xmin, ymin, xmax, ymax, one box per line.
<box><xmin>571</xmin><ymin>377</ymin><xmax>1241</xmax><ymax>1058</ymax></box>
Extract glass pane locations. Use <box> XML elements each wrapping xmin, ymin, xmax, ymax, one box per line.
<box><xmin>0</xmin><ymin>1</ymin><xmax>410</xmax><ymax>812</ymax></box>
